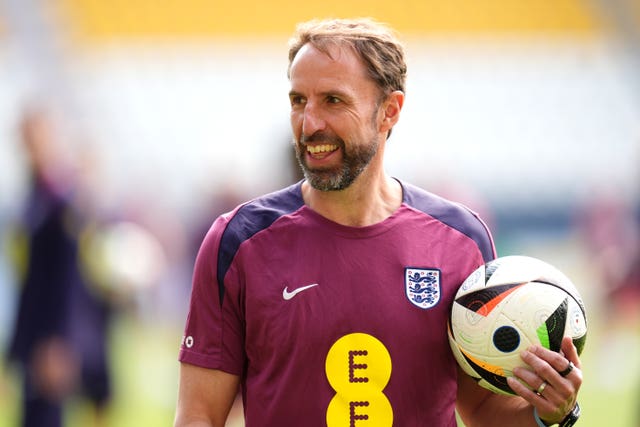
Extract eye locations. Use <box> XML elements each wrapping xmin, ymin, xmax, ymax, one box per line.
<box><xmin>289</xmin><ymin>95</ymin><xmax>306</xmax><ymax>106</ymax></box>
<box><xmin>327</xmin><ymin>95</ymin><xmax>341</xmax><ymax>104</ymax></box>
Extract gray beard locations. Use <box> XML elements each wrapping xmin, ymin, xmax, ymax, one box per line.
<box><xmin>295</xmin><ymin>133</ymin><xmax>379</xmax><ymax>192</ymax></box>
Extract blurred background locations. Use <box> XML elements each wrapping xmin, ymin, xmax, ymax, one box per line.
<box><xmin>0</xmin><ymin>0</ymin><xmax>638</xmax><ymax>426</ymax></box>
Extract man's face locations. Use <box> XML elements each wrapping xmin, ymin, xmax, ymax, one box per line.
<box><xmin>288</xmin><ymin>43</ymin><xmax>384</xmax><ymax>191</ymax></box>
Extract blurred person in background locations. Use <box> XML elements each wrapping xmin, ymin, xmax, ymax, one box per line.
<box><xmin>4</xmin><ymin>105</ymin><xmax>113</xmax><ymax>427</ymax></box>
<box><xmin>175</xmin><ymin>18</ymin><xmax>583</xmax><ymax>427</ymax></box>
<box><xmin>575</xmin><ymin>187</ymin><xmax>640</xmax><ymax>385</ymax></box>
<box><xmin>576</xmin><ymin>189</ymin><xmax>640</xmax><ymax>311</ymax></box>
<box><xmin>576</xmin><ymin>177</ymin><xmax>640</xmax><ymax>426</ymax></box>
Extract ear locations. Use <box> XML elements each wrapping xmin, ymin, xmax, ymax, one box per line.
<box><xmin>379</xmin><ymin>90</ymin><xmax>404</xmax><ymax>135</ymax></box>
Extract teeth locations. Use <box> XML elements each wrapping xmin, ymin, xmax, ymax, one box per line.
<box><xmin>307</xmin><ymin>144</ymin><xmax>338</xmax><ymax>154</ymax></box>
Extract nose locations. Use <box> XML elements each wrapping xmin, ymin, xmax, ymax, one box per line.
<box><xmin>301</xmin><ymin>102</ymin><xmax>325</xmax><ymax>137</ymax></box>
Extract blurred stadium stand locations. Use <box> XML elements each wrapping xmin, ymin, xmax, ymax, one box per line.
<box><xmin>56</xmin><ymin>0</ymin><xmax>603</xmax><ymax>39</ymax></box>
<box><xmin>1</xmin><ymin>0</ymin><xmax>638</xmax><ymax>230</ymax></box>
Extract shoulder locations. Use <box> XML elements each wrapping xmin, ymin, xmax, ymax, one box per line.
<box><xmin>206</xmin><ymin>182</ymin><xmax>304</xmax><ymax>272</ymax></box>
<box><xmin>200</xmin><ymin>182</ymin><xmax>304</xmax><ymax>251</ymax></box>
<box><xmin>220</xmin><ymin>182</ymin><xmax>304</xmax><ymax>245</ymax></box>
<box><xmin>400</xmin><ymin>180</ymin><xmax>496</xmax><ymax>263</ymax></box>
<box><xmin>194</xmin><ymin>182</ymin><xmax>305</xmax><ymax>297</ymax></box>
<box><xmin>401</xmin><ymin>181</ymin><xmax>475</xmax><ymax>220</ymax></box>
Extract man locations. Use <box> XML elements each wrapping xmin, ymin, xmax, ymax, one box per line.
<box><xmin>175</xmin><ymin>18</ymin><xmax>582</xmax><ymax>426</ymax></box>
<box><xmin>7</xmin><ymin>107</ymin><xmax>112</xmax><ymax>427</ymax></box>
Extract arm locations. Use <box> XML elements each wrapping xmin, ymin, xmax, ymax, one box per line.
<box><xmin>457</xmin><ymin>337</ymin><xmax>583</xmax><ymax>426</ymax></box>
<box><xmin>456</xmin><ymin>367</ymin><xmax>531</xmax><ymax>427</ymax></box>
<box><xmin>174</xmin><ymin>363</ymin><xmax>240</xmax><ymax>427</ymax></box>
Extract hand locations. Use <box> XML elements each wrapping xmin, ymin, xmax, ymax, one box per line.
<box><xmin>507</xmin><ymin>336</ymin><xmax>583</xmax><ymax>425</ymax></box>
<box><xmin>30</xmin><ymin>337</ymin><xmax>79</xmax><ymax>401</ymax></box>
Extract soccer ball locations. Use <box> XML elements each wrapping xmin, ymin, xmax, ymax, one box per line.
<box><xmin>448</xmin><ymin>255</ymin><xmax>587</xmax><ymax>395</ymax></box>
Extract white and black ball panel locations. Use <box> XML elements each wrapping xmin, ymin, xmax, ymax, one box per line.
<box><xmin>449</xmin><ymin>256</ymin><xmax>588</xmax><ymax>395</ymax></box>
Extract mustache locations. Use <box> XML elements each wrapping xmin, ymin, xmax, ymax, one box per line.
<box><xmin>299</xmin><ymin>132</ymin><xmax>343</xmax><ymax>145</ymax></box>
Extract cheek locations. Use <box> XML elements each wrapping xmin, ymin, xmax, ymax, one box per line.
<box><xmin>290</xmin><ymin>111</ymin><xmax>303</xmax><ymax>136</ymax></box>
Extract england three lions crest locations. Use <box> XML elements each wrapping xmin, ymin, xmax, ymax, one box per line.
<box><xmin>405</xmin><ymin>268</ymin><xmax>441</xmax><ymax>309</ymax></box>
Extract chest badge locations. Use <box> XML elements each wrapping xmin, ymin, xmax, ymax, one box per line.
<box><xmin>405</xmin><ymin>268</ymin><xmax>441</xmax><ymax>309</ymax></box>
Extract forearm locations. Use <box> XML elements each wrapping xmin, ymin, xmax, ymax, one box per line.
<box><xmin>174</xmin><ymin>363</ymin><xmax>239</xmax><ymax>427</ymax></box>
<box><xmin>457</xmin><ymin>369</ymin><xmax>540</xmax><ymax>427</ymax></box>
<box><xmin>173</xmin><ymin>415</ymin><xmax>217</xmax><ymax>427</ymax></box>
<box><xmin>459</xmin><ymin>392</ymin><xmax>538</xmax><ymax>427</ymax></box>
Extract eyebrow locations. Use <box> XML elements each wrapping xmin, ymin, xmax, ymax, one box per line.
<box><xmin>288</xmin><ymin>89</ymin><xmax>354</xmax><ymax>101</ymax></box>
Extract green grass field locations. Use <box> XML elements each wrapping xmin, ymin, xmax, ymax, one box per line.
<box><xmin>0</xmin><ymin>314</ymin><xmax>180</xmax><ymax>427</ymax></box>
<box><xmin>1</xmin><ymin>238</ymin><xmax>638</xmax><ymax>426</ymax></box>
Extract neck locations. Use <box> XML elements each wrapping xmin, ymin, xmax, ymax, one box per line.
<box><xmin>301</xmin><ymin>169</ymin><xmax>402</xmax><ymax>227</ymax></box>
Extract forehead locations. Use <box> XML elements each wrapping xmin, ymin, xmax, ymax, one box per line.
<box><xmin>289</xmin><ymin>43</ymin><xmax>377</xmax><ymax>95</ymax></box>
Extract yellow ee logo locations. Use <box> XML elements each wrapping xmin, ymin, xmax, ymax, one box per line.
<box><xmin>325</xmin><ymin>333</ymin><xmax>393</xmax><ymax>426</ymax></box>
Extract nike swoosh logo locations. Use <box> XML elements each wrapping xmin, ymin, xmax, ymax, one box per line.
<box><xmin>282</xmin><ymin>283</ymin><xmax>319</xmax><ymax>300</ymax></box>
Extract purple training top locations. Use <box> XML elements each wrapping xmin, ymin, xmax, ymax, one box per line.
<box><xmin>179</xmin><ymin>179</ymin><xmax>496</xmax><ymax>426</ymax></box>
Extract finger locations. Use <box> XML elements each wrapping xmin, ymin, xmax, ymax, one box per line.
<box><xmin>512</xmin><ymin>366</ymin><xmax>540</xmax><ymax>391</ymax></box>
<box><xmin>512</xmin><ymin>366</ymin><xmax>562</xmax><ymax>402</ymax></box>
<box><xmin>557</xmin><ymin>360</ymin><xmax>576</xmax><ymax>378</ymax></box>
<box><xmin>520</xmin><ymin>347</ymin><xmax>582</xmax><ymax>402</ymax></box>
<box><xmin>530</xmin><ymin>340</ymin><xmax>583</xmax><ymax>386</ymax></box>
<box><xmin>506</xmin><ymin>376</ymin><xmax>555</xmax><ymax>412</ymax></box>
<box><xmin>526</xmin><ymin>345</ymin><xmax>579</xmax><ymax>378</ymax></box>
<box><xmin>509</xmin><ymin>373</ymin><xmax>574</xmax><ymax>425</ymax></box>
<box><xmin>560</xmin><ymin>336</ymin><xmax>581</xmax><ymax>369</ymax></box>
<box><xmin>521</xmin><ymin>348</ymin><xmax>565</xmax><ymax>382</ymax></box>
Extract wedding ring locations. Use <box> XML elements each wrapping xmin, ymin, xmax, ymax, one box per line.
<box><xmin>536</xmin><ymin>381</ymin><xmax>548</xmax><ymax>395</ymax></box>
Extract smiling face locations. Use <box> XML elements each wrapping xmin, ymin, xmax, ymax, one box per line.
<box><xmin>288</xmin><ymin>43</ymin><xmax>387</xmax><ymax>191</ymax></box>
